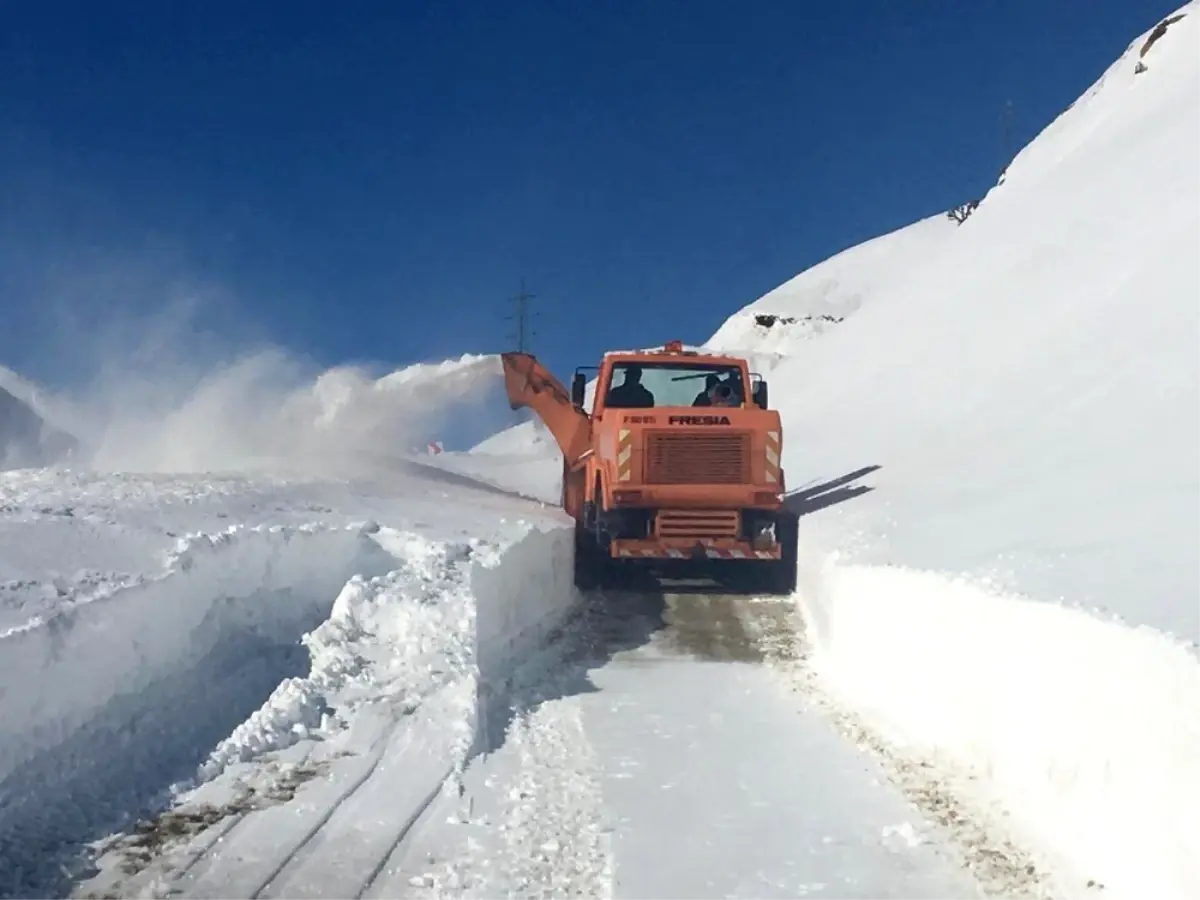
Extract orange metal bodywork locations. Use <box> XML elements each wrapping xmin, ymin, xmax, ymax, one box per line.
<box><xmin>501</xmin><ymin>342</ymin><xmax>787</xmax><ymax>562</ymax></box>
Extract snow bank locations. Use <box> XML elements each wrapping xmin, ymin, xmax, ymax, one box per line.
<box><xmin>0</xmin><ymin>523</ymin><xmax>398</xmax><ymax>778</ymax></box>
<box><xmin>799</xmin><ymin>556</ymin><xmax>1200</xmax><ymax>899</ymax></box>
<box><xmin>197</xmin><ymin>532</ymin><xmax>480</xmax><ymax>781</ymax></box>
<box><xmin>471</xmin><ymin>522</ymin><xmax>580</xmax><ymax>690</ymax></box>
<box><xmin>0</xmin><ymin>521</ymin><xmax>400</xmax><ymax>896</ymax></box>
<box><xmin>199</xmin><ymin>521</ymin><xmax>581</xmax><ymax>782</ymax></box>
<box><xmin>58</xmin><ymin>515</ymin><xmax>581</xmax><ymax>900</ymax></box>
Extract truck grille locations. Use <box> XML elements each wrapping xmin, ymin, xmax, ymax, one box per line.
<box><xmin>656</xmin><ymin>510</ymin><xmax>740</xmax><ymax>539</ymax></box>
<box><xmin>644</xmin><ymin>433</ymin><xmax>750</xmax><ymax>484</ymax></box>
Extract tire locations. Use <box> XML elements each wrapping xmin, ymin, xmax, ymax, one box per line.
<box><xmin>574</xmin><ymin>524</ymin><xmax>601</xmax><ymax>591</ymax></box>
<box><xmin>760</xmin><ymin>511</ymin><xmax>799</xmax><ymax>596</ymax></box>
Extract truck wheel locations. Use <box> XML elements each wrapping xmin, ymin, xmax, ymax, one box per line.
<box><xmin>765</xmin><ymin>511</ymin><xmax>799</xmax><ymax>596</ymax></box>
<box><xmin>574</xmin><ymin>524</ymin><xmax>602</xmax><ymax>591</ymax></box>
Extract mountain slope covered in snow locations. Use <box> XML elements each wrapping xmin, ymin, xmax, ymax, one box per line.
<box><xmin>736</xmin><ymin>3</ymin><xmax>1199</xmax><ymax>641</ymax></box>
<box><xmin>707</xmin><ymin>212</ymin><xmax>958</xmax><ymax>353</ymax></box>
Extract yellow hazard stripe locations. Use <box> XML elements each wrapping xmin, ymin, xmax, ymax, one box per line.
<box><xmin>617</xmin><ymin>428</ymin><xmax>633</xmax><ymax>482</ymax></box>
<box><xmin>764</xmin><ymin>430</ymin><xmax>781</xmax><ymax>484</ymax></box>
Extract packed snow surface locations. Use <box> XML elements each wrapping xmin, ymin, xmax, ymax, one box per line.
<box><xmin>401</xmin><ymin>593</ymin><xmax>990</xmax><ymax>899</ymax></box>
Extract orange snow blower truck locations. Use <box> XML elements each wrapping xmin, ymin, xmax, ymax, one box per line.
<box><xmin>501</xmin><ymin>340</ymin><xmax>798</xmax><ymax>594</ymax></box>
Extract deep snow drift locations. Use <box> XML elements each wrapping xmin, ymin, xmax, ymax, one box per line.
<box><xmin>465</xmin><ymin>6</ymin><xmax>1200</xmax><ymax>899</ymax></box>
<box><xmin>701</xmin><ymin>5</ymin><xmax>1200</xmax><ymax>643</ymax></box>
<box><xmin>0</xmin><ymin>463</ymin><xmax>579</xmax><ymax>897</ymax></box>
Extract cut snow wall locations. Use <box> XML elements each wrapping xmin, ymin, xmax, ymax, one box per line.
<box><xmin>472</xmin><ymin>523</ymin><xmax>580</xmax><ymax>692</ymax></box>
<box><xmin>0</xmin><ymin>515</ymin><xmax>584</xmax><ymax>898</ymax></box>
<box><xmin>0</xmin><ymin>523</ymin><xmax>397</xmax><ymax>783</ymax></box>
<box><xmin>798</xmin><ymin>554</ymin><xmax>1200</xmax><ymax>900</ymax></box>
<box><xmin>0</xmin><ymin>523</ymin><xmax>402</xmax><ymax>896</ymax></box>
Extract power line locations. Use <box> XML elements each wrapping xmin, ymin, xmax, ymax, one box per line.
<box><xmin>504</xmin><ymin>278</ymin><xmax>537</xmax><ymax>353</ymax></box>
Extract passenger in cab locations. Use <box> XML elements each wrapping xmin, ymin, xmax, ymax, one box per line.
<box><xmin>695</xmin><ymin>374</ymin><xmax>738</xmax><ymax>407</ymax></box>
<box><xmin>709</xmin><ymin>381</ymin><xmax>738</xmax><ymax>407</ymax></box>
<box><xmin>693</xmin><ymin>375</ymin><xmax>720</xmax><ymax>406</ymax></box>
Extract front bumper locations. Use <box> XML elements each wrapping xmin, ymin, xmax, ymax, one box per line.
<box><xmin>609</xmin><ymin>537</ymin><xmax>782</xmax><ymax>561</ymax></box>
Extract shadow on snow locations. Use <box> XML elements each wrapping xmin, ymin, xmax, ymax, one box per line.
<box><xmin>784</xmin><ymin>464</ymin><xmax>881</xmax><ymax>518</ymax></box>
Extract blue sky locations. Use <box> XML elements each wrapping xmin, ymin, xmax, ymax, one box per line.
<box><xmin>0</xmin><ymin>0</ymin><xmax>1175</xmax><ymax>389</ymax></box>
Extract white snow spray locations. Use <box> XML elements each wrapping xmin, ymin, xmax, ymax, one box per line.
<box><xmin>80</xmin><ymin>350</ymin><xmax>510</xmax><ymax>476</ymax></box>
<box><xmin>0</xmin><ymin>231</ymin><xmax>525</xmax><ymax>476</ymax></box>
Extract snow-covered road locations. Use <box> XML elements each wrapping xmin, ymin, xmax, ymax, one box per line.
<box><xmin>0</xmin><ymin>426</ymin><xmax>1129</xmax><ymax>900</ymax></box>
<box><xmin>441</xmin><ymin>592</ymin><xmax>984</xmax><ymax>900</ymax></box>
<box><xmin>213</xmin><ymin>592</ymin><xmax>984</xmax><ymax>900</ymax></box>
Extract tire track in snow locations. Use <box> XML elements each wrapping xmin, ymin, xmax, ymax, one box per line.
<box><xmin>373</xmin><ymin>591</ymin><xmax>792</xmax><ymax>897</ymax></box>
<box><xmin>257</xmin><ymin>679</ymin><xmax>472</xmax><ymax>899</ymax></box>
<box><xmin>637</xmin><ymin>589</ymin><xmax>1054</xmax><ymax>897</ymax></box>
<box><xmin>384</xmin><ymin>630</ymin><xmax>613</xmax><ymax>900</ymax></box>
<box><xmin>142</xmin><ymin>702</ymin><xmax>412</xmax><ymax>899</ymax></box>
<box><xmin>251</xmin><ymin>682</ymin><xmax>471</xmax><ymax>900</ymax></box>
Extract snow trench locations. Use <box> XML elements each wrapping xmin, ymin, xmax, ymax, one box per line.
<box><xmin>797</xmin><ymin>551</ymin><xmax>1200</xmax><ymax>900</ymax></box>
<box><xmin>0</xmin><ymin>519</ymin><xmax>581</xmax><ymax>899</ymax></box>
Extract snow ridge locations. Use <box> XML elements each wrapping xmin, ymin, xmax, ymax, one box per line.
<box><xmin>199</xmin><ymin>533</ymin><xmax>479</xmax><ymax>781</ymax></box>
<box><xmin>799</xmin><ymin>555</ymin><xmax>1200</xmax><ymax>898</ymax></box>
<box><xmin>0</xmin><ymin>521</ymin><xmax>400</xmax><ymax>896</ymax></box>
<box><xmin>69</xmin><ymin>517</ymin><xmax>585</xmax><ymax>900</ymax></box>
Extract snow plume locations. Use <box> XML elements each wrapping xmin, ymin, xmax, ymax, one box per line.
<box><xmin>6</xmin><ymin>321</ymin><xmax>510</xmax><ymax>476</ymax></box>
<box><xmin>79</xmin><ymin>348</ymin><xmax>508</xmax><ymax>476</ymax></box>
<box><xmin>1</xmin><ymin>252</ymin><xmax>512</xmax><ymax>476</ymax></box>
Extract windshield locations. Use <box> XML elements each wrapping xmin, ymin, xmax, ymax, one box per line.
<box><xmin>603</xmin><ymin>362</ymin><xmax>745</xmax><ymax>409</ymax></box>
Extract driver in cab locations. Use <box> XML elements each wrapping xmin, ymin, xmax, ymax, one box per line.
<box><xmin>606</xmin><ymin>365</ymin><xmax>655</xmax><ymax>408</ymax></box>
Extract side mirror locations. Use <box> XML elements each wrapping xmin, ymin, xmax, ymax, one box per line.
<box><xmin>572</xmin><ymin>372</ymin><xmax>587</xmax><ymax>407</ymax></box>
<box><xmin>753</xmin><ymin>380</ymin><xmax>768</xmax><ymax>409</ymax></box>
